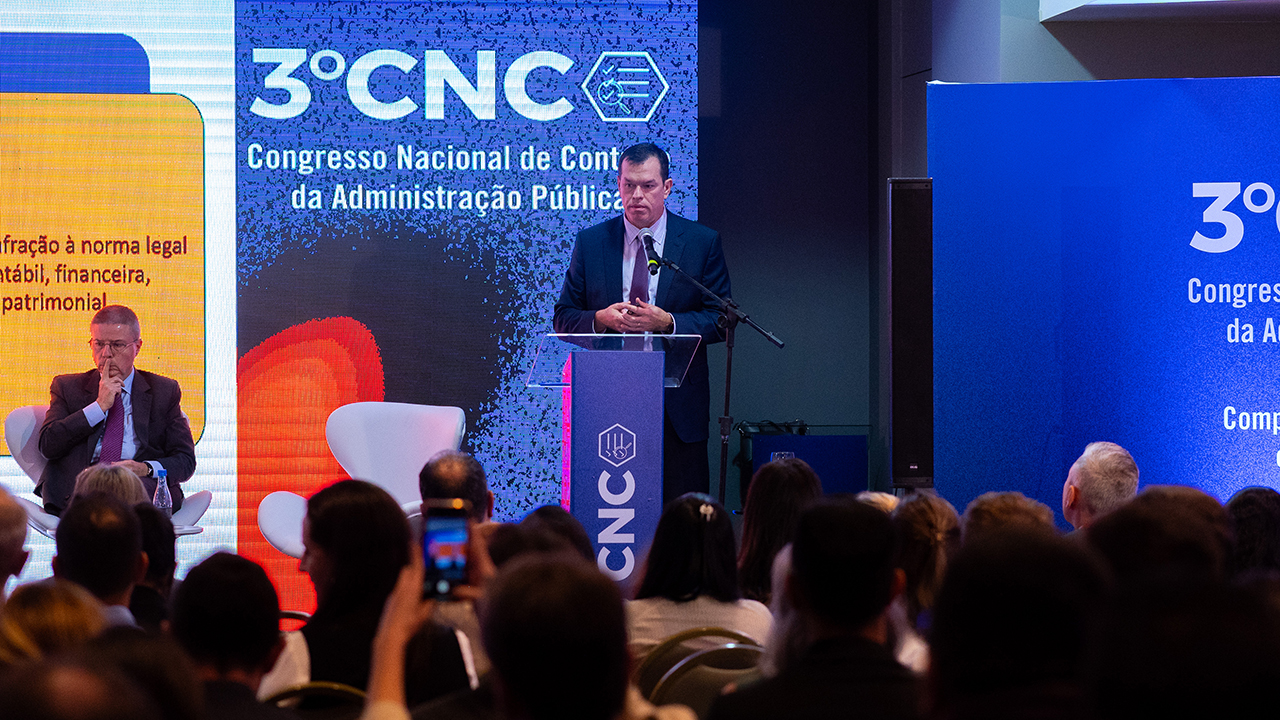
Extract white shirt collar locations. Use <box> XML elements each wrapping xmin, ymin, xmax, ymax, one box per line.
<box><xmin>623</xmin><ymin>210</ymin><xmax>668</xmax><ymax>252</ymax></box>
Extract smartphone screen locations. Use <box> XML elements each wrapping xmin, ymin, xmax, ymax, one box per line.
<box><xmin>422</xmin><ymin>504</ymin><xmax>469</xmax><ymax>598</ymax></box>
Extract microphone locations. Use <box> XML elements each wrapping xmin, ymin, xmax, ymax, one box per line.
<box><xmin>638</xmin><ymin>227</ymin><xmax>660</xmax><ymax>276</ymax></box>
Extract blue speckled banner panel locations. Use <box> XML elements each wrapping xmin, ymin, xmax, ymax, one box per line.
<box><xmin>235</xmin><ymin>0</ymin><xmax>698</xmax><ymax>519</ymax></box>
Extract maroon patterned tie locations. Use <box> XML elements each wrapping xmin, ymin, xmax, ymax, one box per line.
<box><xmin>629</xmin><ymin>237</ymin><xmax>650</xmax><ymax>304</ymax></box>
<box><xmin>98</xmin><ymin>392</ymin><xmax>124</xmax><ymax>463</ymax></box>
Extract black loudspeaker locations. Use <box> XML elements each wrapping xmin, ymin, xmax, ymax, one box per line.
<box><xmin>888</xmin><ymin>179</ymin><xmax>933</xmax><ymax>488</ymax></box>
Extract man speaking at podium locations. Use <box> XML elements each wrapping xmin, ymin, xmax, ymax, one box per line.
<box><xmin>37</xmin><ymin>305</ymin><xmax>196</xmax><ymax>515</ymax></box>
<box><xmin>554</xmin><ymin>143</ymin><xmax>731</xmax><ymax>503</ymax></box>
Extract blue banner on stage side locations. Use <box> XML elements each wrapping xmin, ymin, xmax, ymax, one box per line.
<box><xmin>570</xmin><ymin>349</ymin><xmax>664</xmax><ymax>581</ymax></box>
<box><xmin>929</xmin><ymin>77</ymin><xmax>1280</xmax><ymax>525</ymax></box>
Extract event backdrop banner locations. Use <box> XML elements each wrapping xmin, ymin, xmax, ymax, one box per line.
<box><xmin>930</xmin><ymin>78</ymin><xmax>1280</xmax><ymax>524</ymax></box>
<box><xmin>0</xmin><ymin>1</ymin><xmax>695</xmax><ymax>604</ymax></box>
<box><xmin>235</xmin><ymin>1</ymin><xmax>698</xmax><ymax>607</ymax></box>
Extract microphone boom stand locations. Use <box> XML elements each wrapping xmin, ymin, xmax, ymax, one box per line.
<box><xmin>647</xmin><ymin>249</ymin><xmax>784</xmax><ymax>505</ymax></box>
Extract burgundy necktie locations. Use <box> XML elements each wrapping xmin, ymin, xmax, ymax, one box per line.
<box><xmin>629</xmin><ymin>237</ymin><xmax>650</xmax><ymax>304</ymax></box>
<box><xmin>98</xmin><ymin>392</ymin><xmax>124</xmax><ymax>463</ymax></box>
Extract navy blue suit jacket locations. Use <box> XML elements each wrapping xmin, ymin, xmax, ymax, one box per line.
<box><xmin>553</xmin><ymin>213</ymin><xmax>731</xmax><ymax>442</ymax></box>
<box><xmin>37</xmin><ymin>369</ymin><xmax>196</xmax><ymax>513</ymax></box>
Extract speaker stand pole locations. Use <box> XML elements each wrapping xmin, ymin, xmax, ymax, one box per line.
<box><xmin>648</xmin><ymin>255</ymin><xmax>784</xmax><ymax>505</ymax></box>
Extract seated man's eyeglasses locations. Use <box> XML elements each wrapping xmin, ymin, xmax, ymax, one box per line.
<box><xmin>89</xmin><ymin>340</ymin><xmax>138</xmax><ymax>353</ymax></box>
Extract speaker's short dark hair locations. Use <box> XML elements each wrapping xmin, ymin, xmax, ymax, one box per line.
<box><xmin>56</xmin><ymin>492</ymin><xmax>142</xmax><ymax>600</ymax></box>
<box><xmin>172</xmin><ymin>552</ymin><xmax>281</xmax><ymax>673</ymax></box>
<box><xmin>620</xmin><ymin>142</ymin><xmax>670</xmax><ymax>180</ymax></box>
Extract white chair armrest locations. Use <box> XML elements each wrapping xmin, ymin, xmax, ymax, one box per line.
<box><xmin>258</xmin><ymin>491</ymin><xmax>308</xmax><ymax>558</ymax></box>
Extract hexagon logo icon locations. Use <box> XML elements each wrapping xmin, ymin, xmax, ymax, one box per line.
<box><xmin>581</xmin><ymin>52</ymin><xmax>670</xmax><ymax>122</ymax></box>
<box><xmin>598</xmin><ymin>423</ymin><xmax>637</xmax><ymax>467</ymax></box>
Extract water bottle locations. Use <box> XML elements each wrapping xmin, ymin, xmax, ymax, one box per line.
<box><xmin>152</xmin><ymin>467</ymin><xmax>172</xmax><ymax>518</ymax></box>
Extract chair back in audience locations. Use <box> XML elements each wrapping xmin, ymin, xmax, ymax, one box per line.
<box><xmin>325</xmin><ymin>402</ymin><xmax>465</xmax><ymax>510</ymax></box>
<box><xmin>264</xmin><ymin>680</ymin><xmax>366</xmax><ymax>720</ymax></box>
<box><xmin>650</xmin><ymin>643</ymin><xmax>764</xmax><ymax>719</ymax></box>
<box><xmin>633</xmin><ymin>626</ymin><xmax>757</xmax><ymax>700</ymax></box>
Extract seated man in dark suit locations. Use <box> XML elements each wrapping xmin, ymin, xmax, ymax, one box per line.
<box><xmin>37</xmin><ymin>304</ymin><xmax>195</xmax><ymax>515</ymax></box>
<box><xmin>709</xmin><ymin>497</ymin><xmax>922</xmax><ymax>720</ymax></box>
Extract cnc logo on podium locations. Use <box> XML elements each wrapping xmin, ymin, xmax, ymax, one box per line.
<box><xmin>598</xmin><ymin>424</ymin><xmax>637</xmax><ymax>467</ymax></box>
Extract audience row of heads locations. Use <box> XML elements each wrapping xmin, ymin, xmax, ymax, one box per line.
<box><xmin>5</xmin><ymin>444</ymin><xmax>1280</xmax><ymax>720</ymax></box>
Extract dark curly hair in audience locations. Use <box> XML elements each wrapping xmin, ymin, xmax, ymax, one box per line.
<box><xmin>892</xmin><ymin>490</ymin><xmax>960</xmax><ymax>627</ymax></box>
<box><xmin>306</xmin><ymin>479</ymin><xmax>410</xmax><ymax>616</ymax></box>
<box><xmin>1225</xmin><ymin>486</ymin><xmax>1280</xmax><ymax>578</ymax></box>
<box><xmin>636</xmin><ymin>493</ymin><xmax>739</xmax><ymax>603</ymax></box>
<box><xmin>737</xmin><ymin>458</ymin><xmax>823</xmax><ymax>604</ymax></box>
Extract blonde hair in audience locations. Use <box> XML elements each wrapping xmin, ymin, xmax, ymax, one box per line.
<box><xmin>73</xmin><ymin>464</ymin><xmax>149</xmax><ymax>506</ymax></box>
<box><xmin>0</xmin><ymin>487</ymin><xmax>27</xmax><ymax>575</ymax></box>
<box><xmin>892</xmin><ymin>491</ymin><xmax>960</xmax><ymax>625</ymax></box>
<box><xmin>0</xmin><ymin>578</ymin><xmax>105</xmax><ymax>667</ymax></box>
<box><xmin>856</xmin><ymin>491</ymin><xmax>900</xmax><ymax>514</ymax></box>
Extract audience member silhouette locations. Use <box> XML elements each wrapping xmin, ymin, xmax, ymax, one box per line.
<box><xmin>52</xmin><ymin>492</ymin><xmax>147</xmax><ymax>628</ymax></box>
<box><xmin>929</xmin><ymin>530</ymin><xmax>1110</xmax><ymax>720</ymax></box>
<box><xmin>172</xmin><ymin>552</ymin><xmax>295</xmax><ymax>719</ymax></box>
<box><xmin>258</xmin><ymin>479</ymin><xmax>470</xmax><ymax>706</ymax></box>
<box><xmin>889</xmin><ymin>491</ymin><xmax>959</xmax><ymax>672</ymax></box>
<box><xmin>961</xmin><ymin>491</ymin><xmax>1056</xmax><ymax>545</ymax></box>
<box><xmin>1224</xmin><ymin>486</ymin><xmax>1280</xmax><ymax>578</ymax></box>
<box><xmin>0</xmin><ymin>486</ymin><xmax>28</xmax><ymax>596</ymax></box>
<box><xmin>129</xmin><ymin>503</ymin><xmax>176</xmax><ymax>634</ymax></box>
<box><xmin>737</xmin><ymin>458</ymin><xmax>823</xmax><ymax>604</ymax></box>
<box><xmin>1086</xmin><ymin>485</ymin><xmax>1232</xmax><ymax>584</ymax></box>
<box><xmin>72</xmin><ymin>464</ymin><xmax>148</xmax><ymax>506</ymax></box>
<box><xmin>709</xmin><ymin>496</ymin><xmax>921</xmax><ymax>720</ymax></box>
<box><xmin>420</xmin><ymin>451</ymin><xmax>493</xmax><ymax>523</ymax></box>
<box><xmin>520</xmin><ymin>505</ymin><xmax>595</xmax><ymax>563</ymax></box>
<box><xmin>79</xmin><ymin>631</ymin><xmax>203</xmax><ymax>720</ymax></box>
<box><xmin>1090</xmin><ymin>577</ymin><xmax>1280</xmax><ymax>720</ymax></box>
<box><xmin>0</xmin><ymin>578</ymin><xmax>104</xmax><ymax>668</ymax></box>
<box><xmin>0</xmin><ymin>657</ymin><xmax>161</xmax><ymax>720</ymax></box>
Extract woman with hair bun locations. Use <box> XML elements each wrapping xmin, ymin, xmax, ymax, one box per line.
<box><xmin>627</xmin><ymin>493</ymin><xmax>772</xmax><ymax>660</ymax></box>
